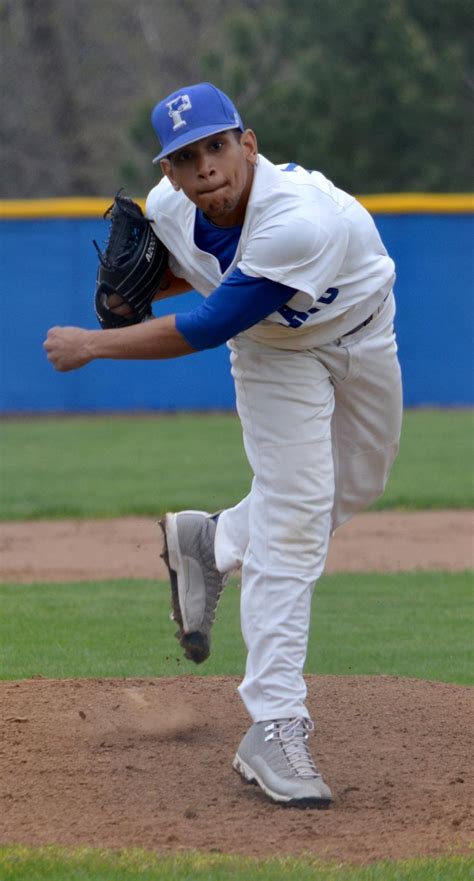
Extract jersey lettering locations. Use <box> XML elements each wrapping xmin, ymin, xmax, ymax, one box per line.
<box><xmin>277</xmin><ymin>287</ymin><xmax>340</xmax><ymax>327</ymax></box>
<box><xmin>282</xmin><ymin>163</ymin><xmax>316</xmax><ymax>175</ymax></box>
<box><xmin>277</xmin><ymin>304</ymin><xmax>312</xmax><ymax>328</ymax></box>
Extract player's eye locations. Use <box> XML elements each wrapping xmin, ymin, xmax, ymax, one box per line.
<box><xmin>209</xmin><ymin>140</ymin><xmax>224</xmax><ymax>151</ymax></box>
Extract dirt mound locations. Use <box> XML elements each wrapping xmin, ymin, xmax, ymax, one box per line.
<box><xmin>1</xmin><ymin>512</ymin><xmax>472</xmax><ymax>862</ymax></box>
<box><xmin>1</xmin><ymin>675</ymin><xmax>472</xmax><ymax>863</ymax></box>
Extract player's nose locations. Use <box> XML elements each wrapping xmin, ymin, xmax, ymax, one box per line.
<box><xmin>196</xmin><ymin>152</ymin><xmax>216</xmax><ymax>178</ymax></box>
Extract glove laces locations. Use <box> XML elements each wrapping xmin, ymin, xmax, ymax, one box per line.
<box><xmin>264</xmin><ymin>717</ymin><xmax>320</xmax><ymax>778</ymax></box>
<box><xmin>93</xmin><ymin>190</ymin><xmax>146</xmax><ymax>268</ymax></box>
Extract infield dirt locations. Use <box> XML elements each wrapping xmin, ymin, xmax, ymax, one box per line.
<box><xmin>1</xmin><ymin>510</ymin><xmax>472</xmax><ymax>583</ymax></box>
<box><xmin>0</xmin><ymin>511</ymin><xmax>473</xmax><ymax>863</ymax></box>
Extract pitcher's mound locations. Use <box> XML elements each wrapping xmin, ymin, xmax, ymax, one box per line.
<box><xmin>1</xmin><ymin>674</ymin><xmax>472</xmax><ymax>863</ymax></box>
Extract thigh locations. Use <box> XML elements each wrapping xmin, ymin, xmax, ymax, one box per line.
<box><xmin>319</xmin><ymin>294</ymin><xmax>403</xmax><ymax>527</ymax></box>
<box><xmin>229</xmin><ymin>337</ymin><xmax>336</xmax><ymax>567</ymax></box>
<box><xmin>229</xmin><ymin>336</ymin><xmax>335</xmax><ymax>471</ymax></box>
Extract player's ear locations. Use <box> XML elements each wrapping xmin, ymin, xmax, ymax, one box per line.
<box><xmin>160</xmin><ymin>158</ymin><xmax>181</xmax><ymax>191</ymax></box>
<box><xmin>240</xmin><ymin>129</ymin><xmax>258</xmax><ymax>167</ymax></box>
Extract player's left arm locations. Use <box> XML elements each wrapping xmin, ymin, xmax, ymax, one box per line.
<box><xmin>152</xmin><ymin>268</ymin><xmax>193</xmax><ymax>301</ymax></box>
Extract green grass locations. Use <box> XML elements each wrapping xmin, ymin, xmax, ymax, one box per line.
<box><xmin>0</xmin><ymin>413</ymin><xmax>250</xmax><ymax>520</ymax></box>
<box><xmin>0</xmin><ymin>847</ymin><xmax>472</xmax><ymax>880</ymax></box>
<box><xmin>0</xmin><ymin>409</ymin><xmax>473</xmax><ymax>520</ymax></box>
<box><xmin>6</xmin><ymin>852</ymin><xmax>471</xmax><ymax>881</ymax></box>
<box><xmin>375</xmin><ymin>408</ymin><xmax>474</xmax><ymax>510</ymax></box>
<box><xmin>1</xmin><ymin>572</ymin><xmax>471</xmax><ymax>683</ymax></box>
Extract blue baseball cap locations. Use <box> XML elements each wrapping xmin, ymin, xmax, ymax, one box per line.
<box><xmin>151</xmin><ymin>82</ymin><xmax>244</xmax><ymax>163</ymax></box>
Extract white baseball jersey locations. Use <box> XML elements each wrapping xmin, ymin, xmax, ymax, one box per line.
<box><xmin>146</xmin><ymin>154</ymin><xmax>395</xmax><ymax>348</ymax></box>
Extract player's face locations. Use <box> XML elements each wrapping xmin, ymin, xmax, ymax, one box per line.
<box><xmin>161</xmin><ymin>129</ymin><xmax>258</xmax><ymax>227</ymax></box>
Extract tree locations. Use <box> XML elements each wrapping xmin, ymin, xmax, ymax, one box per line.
<box><xmin>2</xmin><ymin>0</ymin><xmax>471</xmax><ymax>195</ymax></box>
<box><xmin>202</xmin><ymin>0</ymin><xmax>473</xmax><ymax>191</ymax></box>
<box><xmin>0</xmin><ymin>0</ymin><xmax>235</xmax><ymax>196</ymax></box>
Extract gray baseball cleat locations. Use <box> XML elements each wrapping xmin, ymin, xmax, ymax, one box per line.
<box><xmin>233</xmin><ymin>717</ymin><xmax>332</xmax><ymax>808</ymax></box>
<box><xmin>159</xmin><ymin>510</ymin><xmax>226</xmax><ymax>664</ymax></box>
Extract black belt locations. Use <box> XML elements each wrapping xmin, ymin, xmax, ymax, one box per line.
<box><xmin>342</xmin><ymin>293</ymin><xmax>390</xmax><ymax>338</ymax></box>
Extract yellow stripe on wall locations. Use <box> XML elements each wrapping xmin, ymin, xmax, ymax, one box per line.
<box><xmin>0</xmin><ymin>193</ymin><xmax>472</xmax><ymax>219</ymax></box>
<box><xmin>0</xmin><ymin>197</ymin><xmax>145</xmax><ymax>218</ymax></box>
<box><xmin>359</xmin><ymin>193</ymin><xmax>474</xmax><ymax>214</ymax></box>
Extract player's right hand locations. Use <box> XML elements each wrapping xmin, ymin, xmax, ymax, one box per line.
<box><xmin>43</xmin><ymin>326</ymin><xmax>93</xmax><ymax>372</ymax></box>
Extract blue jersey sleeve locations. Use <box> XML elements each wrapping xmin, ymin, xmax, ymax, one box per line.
<box><xmin>175</xmin><ymin>269</ymin><xmax>297</xmax><ymax>350</ymax></box>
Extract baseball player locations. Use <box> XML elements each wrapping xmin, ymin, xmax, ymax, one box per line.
<box><xmin>44</xmin><ymin>82</ymin><xmax>403</xmax><ymax>809</ymax></box>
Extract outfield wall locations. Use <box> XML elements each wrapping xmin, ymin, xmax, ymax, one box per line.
<box><xmin>0</xmin><ymin>195</ymin><xmax>473</xmax><ymax>412</ymax></box>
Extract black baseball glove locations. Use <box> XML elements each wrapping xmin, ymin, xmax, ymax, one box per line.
<box><xmin>93</xmin><ymin>191</ymin><xmax>168</xmax><ymax>329</ymax></box>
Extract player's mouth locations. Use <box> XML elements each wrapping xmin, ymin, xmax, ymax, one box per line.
<box><xmin>198</xmin><ymin>182</ymin><xmax>228</xmax><ymax>196</ymax></box>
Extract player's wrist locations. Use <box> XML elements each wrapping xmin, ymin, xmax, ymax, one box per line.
<box><xmin>84</xmin><ymin>329</ymin><xmax>107</xmax><ymax>361</ymax></box>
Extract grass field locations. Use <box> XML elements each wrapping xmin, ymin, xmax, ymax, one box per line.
<box><xmin>0</xmin><ymin>847</ymin><xmax>472</xmax><ymax>881</ymax></box>
<box><xmin>1</xmin><ymin>409</ymin><xmax>473</xmax><ymax>519</ymax></box>
<box><xmin>0</xmin><ymin>572</ymin><xmax>472</xmax><ymax>683</ymax></box>
<box><xmin>1</xmin><ymin>409</ymin><xmax>472</xmax><ymax>879</ymax></box>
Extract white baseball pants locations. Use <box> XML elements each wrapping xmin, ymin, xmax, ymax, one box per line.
<box><xmin>214</xmin><ymin>293</ymin><xmax>403</xmax><ymax>722</ymax></box>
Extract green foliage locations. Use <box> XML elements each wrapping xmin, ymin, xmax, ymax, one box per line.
<box><xmin>0</xmin><ymin>410</ymin><xmax>473</xmax><ymax>520</ymax></box>
<box><xmin>1</xmin><ymin>572</ymin><xmax>472</xmax><ymax>683</ymax></box>
<box><xmin>203</xmin><ymin>0</ymin><xmax>473</xmax><ymax>192</ymax></box>
<box><xmin>4</xmin><ymin>0</ymin><xmax>472</xmax><ymax>196</ymax></box>
<box><xmin>0</xmin><ymin>846</ymin><xmax>472</xmax><ymax>881</ymax></box>
<box><xmin>118</xmin><ymin>102</ymin><xmax>161</xmax><ymax>195</ymax></box>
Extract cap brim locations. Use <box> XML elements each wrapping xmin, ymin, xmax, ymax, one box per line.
<box><xmin>152</xmin><ymin>123</ymin><xmax>241</xmax><ymax>164</ymax></box>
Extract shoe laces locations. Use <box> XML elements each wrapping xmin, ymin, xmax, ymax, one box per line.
<box><xmin>264</xmin><ymin>717</ymin><xmax>320</xmax><ymax>779</ymax></box>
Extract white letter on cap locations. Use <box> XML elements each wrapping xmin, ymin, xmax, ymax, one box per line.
<box><xmin>167</xmin><ymin>95</ymin><xmax>192</xmax><ymax>130</ymax></box>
